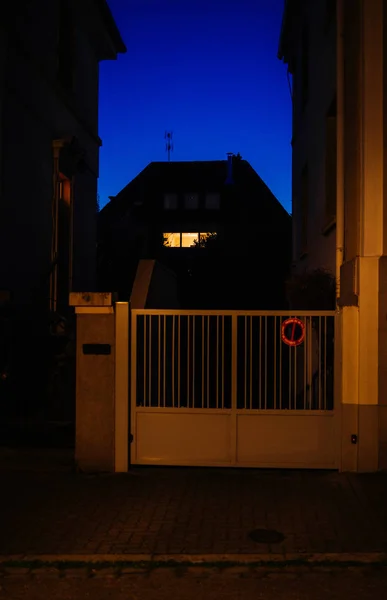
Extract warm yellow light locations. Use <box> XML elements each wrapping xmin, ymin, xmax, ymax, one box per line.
<box><xmin>163</xmin><ymin>233</ymin><xmax>181</xmax><ymax>247</ymax></box>
<box><xmin>181</xmin><ymin>233</ymin><xmax>198</xmax><ymax>247</ymax></box>
<box><xmin>163</xmin><ymin>232</ymin><xmax>217</xmax><ymax>248</ymax></box>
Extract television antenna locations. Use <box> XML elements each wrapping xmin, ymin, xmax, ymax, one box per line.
<box><xmin>165</xmin><ymin>131</ymin><xmax>174</xmax><ymax>162</ymax></box>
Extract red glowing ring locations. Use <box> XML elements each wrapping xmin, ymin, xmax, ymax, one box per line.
<box><xmin>281</xmin><ymin>317</ymin><xmax>305</xmax><ymax>347</ymax></box>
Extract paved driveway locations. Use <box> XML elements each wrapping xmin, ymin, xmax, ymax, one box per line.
<box><xmin>0</xmin><ymin>456</ymin><xmax>386</xmax><ymax>557</ymax></box>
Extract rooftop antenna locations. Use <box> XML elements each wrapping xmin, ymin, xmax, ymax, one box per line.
<box><xmin>165</xmin><ymin>131</ymin><xmax>174</xmax><ymax>162</ymax></box>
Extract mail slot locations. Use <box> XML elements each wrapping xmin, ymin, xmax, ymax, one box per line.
<box><xmin>82</xmin><ymin>343</ymin><xmax>111</xmax><ymax>355</ymax></box>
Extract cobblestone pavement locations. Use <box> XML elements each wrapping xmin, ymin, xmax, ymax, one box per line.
<box><xmin>1</xmin><ymin>566</ymin><xmax>387</xmax><ymax>600</ymax></box>
<box><xmin>0</xmin><ymin>461</ymin><xmax>387</xmax><ymax>557</ymax></box>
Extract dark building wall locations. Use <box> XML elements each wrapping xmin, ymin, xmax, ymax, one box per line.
<box><xmin>286</xmin><ymin>0</ymin><xmax>337</xmax><ymax>274</ymax></box>
<box><xmin>0</xmin><ymin>2</ymin><xmax>116</xmax><ymax>309</ymax></box>
<box><xmin>0</xmin><ymin>1</ymin><xmax>125</xmax><ymax>424</ymax></box>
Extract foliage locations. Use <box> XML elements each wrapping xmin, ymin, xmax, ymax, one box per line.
<box><xmin>285</xmin><ymin>267</ymin><xmax>336</xmax><ymax>310</ymax></box>
<box><xmin>193</xmin><ymin>232</ymin><xmax>218</xmax><ymax>249</ymax></box>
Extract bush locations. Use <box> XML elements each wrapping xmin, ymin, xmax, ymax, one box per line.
<box><xmin>286</xmin><ymin>268</ymin><xmax>336</xmax><ymax>310</ymax></box>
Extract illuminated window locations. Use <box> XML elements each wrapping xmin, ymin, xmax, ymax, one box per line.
<box><xmin>164</xmin><ymin>193</ymin><xmax>178</xmax><ymax>209</ymax></box>
<box><xmin>196</xmin><ymin>232</ymin><xmax>218</xmax><ymax>247</ymax></box>
<box><xmin>184</xmin><ymin>193</ymin><xmax>199</xmax><ymax>209</ymax></box>
<box><xmin>163</xmin><ymin>232</ymin><xmax>216</xmax><ymax>248</ymax></box>
<box><xmin>181</xmin><ymin>232</ymin><xmax>199</xmax><ymax>247</ymax></box>
<box><xmin>163</xmin><ymin>233</ymin><xmax>181</xmax><ymax>247</ymax></box>
<box><xmin>205</xmin><ymin>193</ymin><xmax>220</xmax><ymax>209</ymax></box>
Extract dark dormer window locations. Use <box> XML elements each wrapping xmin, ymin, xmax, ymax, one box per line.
<box><xmin>205</xmin><ymin>193</ymin><xmax>220</xmax><ymax>209</ymax></box>
<box><xmin>184</xmin><ymin>193</ymin><xmax>199</xmax><ymax>209</ymax></box>
<box><xmin>164</xmin><ymin>193</ymin><xmax>178</xmax><ymax>209</ymax></box>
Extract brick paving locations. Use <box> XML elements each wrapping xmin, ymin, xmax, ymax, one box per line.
<box><xmin>0</xmin><ymin>455</ymin><xmax>386</xmax><ymax>556</ymax></box>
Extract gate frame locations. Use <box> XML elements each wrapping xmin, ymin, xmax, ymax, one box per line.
<box><xmin>129</xmin><ymin>308</ymin><xmax>338</xmax><ymax>469</ymax></box>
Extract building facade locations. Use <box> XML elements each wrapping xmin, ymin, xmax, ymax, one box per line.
<box><xmin>0</xmin><ymin>0</ymin><xmax>125</xmax><ymax>314</ymax></box>
<box><xmin>279</xmin><ymin>0</ymin><xmax>387</xmax><ymax>471</ymax></box>
<box><xmin>98</xmin><ymin>155</ymin><xmax>292</xmax><ymax>309</ymax></box>
<box><xmin>0</xmin><ymin>0</ymin><xmax>125</xmax><ymax>423</ymax></box>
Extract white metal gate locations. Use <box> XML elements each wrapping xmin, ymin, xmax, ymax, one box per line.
<box><xmin>130</xmin><ymin>310</ymin><xmax>338</xmax><ymax>469</ymax></box>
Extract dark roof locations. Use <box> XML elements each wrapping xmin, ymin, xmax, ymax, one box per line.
<box><xmin>100</xmin><ymin>159</ymin><xmax>290</xmax><ymax>224</ymax></box>
<box><xmin>117</xmin><ymin>160</ymin><xmax>229</xmax><ymax>197</ymax></box>
<box><xmin>277</xmin><ymin>0</ymin><xmax>301</xmax><ymax>69</ymax></box>
<box><xmin>95</xmin><ymin>0</ymin><xmax>127</xmax><ymax>54</ymax></box>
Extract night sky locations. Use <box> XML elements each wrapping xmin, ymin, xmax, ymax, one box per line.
<box><xmin>98</xmin><ymin>0</ymin><xmax>291</xmax><ymax>212</ymax></box>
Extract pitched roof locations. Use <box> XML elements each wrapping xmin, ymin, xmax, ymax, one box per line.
<box><xmin>277</xmin><ymin>0</ymin><xmax>301</xmax><ymax>70</ymax></box>
<box><xmin>95</xmin><ymin>0</ymin><xmax>127</xmax><ymax>54</ymax></box>
<box><xmin>100</xmin><ymin>159</ymin><xmax>290</xmax><ymax>225</ymax></box>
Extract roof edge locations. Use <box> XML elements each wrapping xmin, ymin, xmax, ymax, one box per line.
<box><xmin>277</xmin><ymin>0</ymin><xmax>293</xmax><ymax>62</ymax></box>
<box><xmin>95</xmin><ymin>0</ymin><xmax>127</xmax><ymax>54</ymax></box>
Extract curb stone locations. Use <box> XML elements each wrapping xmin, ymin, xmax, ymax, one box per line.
<box><xmin>0</xmin><ymin>553</ymin><xmax>387</xmax><ymax>569</ymax></box>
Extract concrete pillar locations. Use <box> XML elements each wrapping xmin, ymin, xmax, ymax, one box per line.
<box><xmin>339</xmin><ymin>0</ymin><xmax>386</xmax><ymax>471</ymax></box>
<box><xmin>70</xmin><ymin>293</ymin><xmax>129</xmax><ymax>472</ymax></box>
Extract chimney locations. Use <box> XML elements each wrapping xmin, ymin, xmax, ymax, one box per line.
<box><xmin>225</xmin><ymin>152</ymin><xmax>234</xmax><ymax>184</ymax></box>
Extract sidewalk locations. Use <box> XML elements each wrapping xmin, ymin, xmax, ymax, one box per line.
<box><xmin>0</xmin><ymin>452</ymin><xmax>386</xmax><ymax>560</ymax></box>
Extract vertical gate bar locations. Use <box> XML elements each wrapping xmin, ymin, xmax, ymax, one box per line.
<box><xmin>158</xmin><ymin>315</ymin><xmax>161</xmax><ymax>408</ymax></box>
<box><xmin>259</xmin><ymin>316</ymin><xmax>262</xmax><ymax>409</ymax></box>
<box><xmin>294</xmin><ymin>326</ymin><xmax>297</xmax><ymax>409</ymax></box>
<box><xmin>143</xmin><ymin>315</ymin><xmax>147</xmax><ymax>406</ymax></box>
<box><xmin>222</xmin><ymin>316</ymin><xmax>225</xmax><ymax>409</ymax></box>
<box><xmin>324</xmin><ymin>316</ymin><xmax>328</xmax><ymax>410</ymax></box>
<box><xmin>288</xmin><ymin>339</ymin><xmax>292</xmax><ymax>410</ymax></box>
<box><xmin>319</xmin><ymin>316</ymin><xmax>322</xmax><ymax>410</ymax></box>
<box><xmin>216</xmin><ymin>315</ymin><xmax>219</xmax><ymax>409</ymax></box>
<box><xmin>178</xmin><ymin>315</ymin><xmax>181</xmax><ymax>408</ymax></box>
<box><xmin>163</xmin><ymin>315</ymin><xmax>166</xmax><ymax>407</ymax></box>
<box><xmin>243</xmin><ymin>315</ymin><xmax>248</xmax><ymax>409</ymax></box>
<box><xmin>264</xmin><ymin>316</ymin><xmax>268</xmax><ymax>410</ymax></box>
<box><xmin>304</xmin><ymin>317</ymin><xmax>307</xmax><ymax>410</ymax></box>
<box><xmin>231</xmin><ymin>314</ymin><xmax>238</xmax><ymax>464</ymax></box>
<box><xmin>148</xmin><ymin>316</ymin><xmax>152</xmax><ymax>406</ymax></box>
<box><xmin>193</xmin><ymin>316</ymin><xmax>196</xmax><ymax>408</ymax></box>
<box><xmin>130</xmin><ymin>312</ymin><xmax>138</xmax><ymax>463</ymax></box>
<box><xmin>172</xmin><ymin>315</ymin><xmax>175</xmax><ymax>408</ymax></box>
<box><xmin>202</xmin><ymin>316</ymin><xmax>205</xmax><ymax>409</ymax></box>
<box><xmin>187</xmin><ymin>315</ymin><xmax>190</xmax><ymax>408</ymax></box>
<box><xmin>274</xmin><ymin>316</ymin><xmax>277</xmax><ymax>409</ymax></box>
<box><xmin>308</xmin><ymin>316</ymin><xmax>312</xmax><ymax>409</ymax></box>
<box><xmin>207</xmin><ymin>315</ymin><xmax>210</xmax><ymax>408</ymax></box>
<box><xmin>250</xmin><ymin>316</ymin><xmax>253</xmax><ymax>410</ymax></box>
<box><xmin>279</xmin><ymin>317</ymin><xmax>283</xmax><ymax>409</ymax></box>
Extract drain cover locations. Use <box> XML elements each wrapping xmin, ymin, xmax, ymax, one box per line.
<box><xmin>248</xmin><ymin>529</ymin><xmax>285</xmax><ymax>544</ymax></box>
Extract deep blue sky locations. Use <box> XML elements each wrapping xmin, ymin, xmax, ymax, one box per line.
<box><xmin>98</xmin><ymin>0</ymin><xmax>291</xmax><ymax>212</ymax></box>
